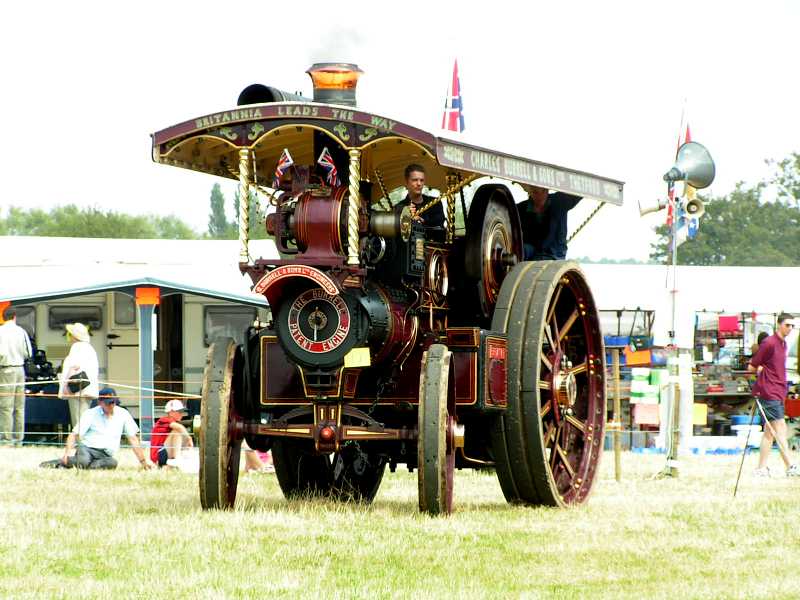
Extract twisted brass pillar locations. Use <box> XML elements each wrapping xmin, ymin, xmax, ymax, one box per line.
<box><xmin>238</xmin><ymin>148</ymin><xmax>251</xmax><ymax>264</ymax></box>
<box><xmin>347</xmin><ymin>149</ymin><xmax>361</xmax><ymax>265</ymax></box>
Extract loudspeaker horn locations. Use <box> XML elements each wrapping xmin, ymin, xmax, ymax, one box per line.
<box><xmin>681</xmin><ymin>197</ymin><xmax>705</xmax><ymax>220</ymax></box>
<box><xmin>638</xmin><ymin>197</ymin><xmax>669</xmax><ymax>216</ymax></box>
<box><xmin>663</xmin><ymin>141</ymin><xmax>716</xmax><ymax>189</ymax></box>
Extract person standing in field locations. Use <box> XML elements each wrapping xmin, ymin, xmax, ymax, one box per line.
<box><xmin>150</xmin><ymin>399</ymin><xmax>194</xmax><ymax>468</ymax></box>
<box><xmin>749</xmin><ymin>312</ymin><xmax>799</xmax><ymax>477</ymax></box>
<box><xmin>0</xmin><ymin>307</ymin><xmax>33</xmax><ymax>446</ymax></box>
<box><xmin>58</xmin><ymin>322</ymin><xmax>99</xmax><ymax>429</ymax></box>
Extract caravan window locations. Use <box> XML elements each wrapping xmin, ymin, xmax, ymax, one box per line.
<box><xmin>14</xmin><ymin>306</ymin><xmax>36</xmax><ymax>340</ymax></box>
<box><xmin>203</xmin><ymin>306</ymin><xmax>256</xmax><ymax>347</ymax></box>
<box><xmin>48</xmin><ymin>306</ymin><xmax>103</xmax><ymax>331</ymax></box>
<box><xmin>113</xmin><ymin>293</ymin><xmax>136</xmax><ymax>326</ymax></box>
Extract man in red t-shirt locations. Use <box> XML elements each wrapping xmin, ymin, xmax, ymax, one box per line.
<box><xmin>150</xmin><ymin>400</ymin><xmax>194</xmax><ymax>468</ymax></box>
<box><xmin>749</xmin><ymin>313</ymin><xmax>798</xmax><ymax>477</ymax></box>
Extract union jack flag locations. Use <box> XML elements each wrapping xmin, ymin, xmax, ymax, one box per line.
<box><xmin>273</xmin><ymin>148</ymin><xmax>294</xmax><ymax>187</ymax></box>
<box><xmin>441</xmin><ymin>59</ymin><xmax>465</xmax><ymax>133</ymax></box>
<box><xmin>317</xmin><ymin>146</ymin><xmax>339</xmax><ymax>186</ymax></box>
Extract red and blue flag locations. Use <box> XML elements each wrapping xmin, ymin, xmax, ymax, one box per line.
<box><xmin>273</xmin><ymin>148</ymin><xmax>294</xmax><ymax>187</ymax></box>
<box><xmin>441</xmin><ymin>60</ymin><xmax>465</xmax><ymax>133</ymax></box>
<box><xmin>317</xmin><ymin>146</ymin><xmax>339</xmax><ymax>186</ymax></box>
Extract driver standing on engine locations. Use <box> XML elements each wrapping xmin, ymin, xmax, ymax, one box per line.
<box><xmin>397</xmin><ymin>164</ymin><xmax>446</xmax><ymax>243</ymax></box>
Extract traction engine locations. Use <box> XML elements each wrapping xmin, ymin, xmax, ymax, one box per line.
<box><xmin>151</xmin><ymin>63</ymin><xmax>619</xmax><ymax>514</ymax></box>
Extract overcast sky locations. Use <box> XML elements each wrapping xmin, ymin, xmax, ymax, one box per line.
<box><xmin>3</xmin><ymin>1</ymin><xmax>798</xmax><ymax>261</ymax></box>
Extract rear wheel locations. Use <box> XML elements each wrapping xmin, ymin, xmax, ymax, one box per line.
<box><xmin>417</xmin><ymin>344</ymin><xmax>457</xmax><ymax>515</ymax></box>
<box><xmin>490</xmin><ymin>261</ymin><xmax>605</xmax><ymax>506</ymax></box>
<box><xmin>199</xmin><ymin>338</ymin><xmax>244</xmax><ymax>510</ymax></box>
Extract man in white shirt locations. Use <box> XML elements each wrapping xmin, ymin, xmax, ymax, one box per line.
<box><xmin>59</xmin><ymin>387</ymin><xmax>152</xmax><ymax>470</ymax></box>
<box><xmin>0</xmin><ymin>307</ymin><xmax>33</xmax><ymax>445</ymax></box>
<box><xmin>58</xmin><ymin>322</ymin><xmax>100</xmax><ymax>428</ymax></box>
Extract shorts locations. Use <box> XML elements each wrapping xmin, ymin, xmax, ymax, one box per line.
<box><xmin>757</xmin><ymin>398</ymin><xmax>784</xmax><ymax>422</ymax></box>
<box><xmin>157</xmin><ymin>447</ymin><xmax>169</xmax><ymax>467</ymax></box>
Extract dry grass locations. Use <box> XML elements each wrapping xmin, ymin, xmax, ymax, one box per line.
<box><xmin>1</xmin><ymin>446</ymin><xmax>799</xmax><ymax>599</ymax></box>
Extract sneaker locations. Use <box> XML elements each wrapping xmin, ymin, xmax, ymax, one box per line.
<box><xmin>786</xmin><ymin>464</ymin><xmax>800</xmax><ymax>477</ymax></box>
<box><xmin>753</xmin><ymin>467</ymin><xmax>771</xmax><ymax>478</ymax></box>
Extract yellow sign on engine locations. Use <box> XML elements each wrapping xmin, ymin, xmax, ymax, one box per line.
<box><xmin>344</xmin><ymin>347</ymin><xmax>371</xmax><ymax>368</ymax></box>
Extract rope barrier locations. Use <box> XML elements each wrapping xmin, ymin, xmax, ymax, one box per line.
<box><xmin>1</xmin><ymin>378</ymin><xmax>201</xmax><ymax>399</ymax></box>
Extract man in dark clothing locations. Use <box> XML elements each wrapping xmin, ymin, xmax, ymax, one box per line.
<box><xmin>517</xmin><ymin>185</ymin><xmax>582</xmax><ymax>260</ymax></box>
<box><xmin>396</xmin><ymin>163</ymin><xmax>446</xmax><ymax>242</ymax></box>
<box><xmin>749</xmin><ymin>312</ymin><xmax>799</xmax><ymax>477</ymax></box>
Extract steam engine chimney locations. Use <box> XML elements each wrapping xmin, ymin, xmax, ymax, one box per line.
<box><xmin>306</xmin><ymin>63</ymin><xmax>363</xmax><ymax>107</ymax></box>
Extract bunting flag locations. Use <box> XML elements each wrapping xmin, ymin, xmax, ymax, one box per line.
<box><xmin>441</xmin><ymin>60</ymin><xmax>465</xmax><ymax>132</ymax></box>
<box><xmin>316</xmin><ymin>146</ymin><xmax>339</xmax><ymax>186</ymax></box>
<box><xmin>273</xmin><ymin>148</ymin><xmax>294</xmax><ymax>187</ymax></box>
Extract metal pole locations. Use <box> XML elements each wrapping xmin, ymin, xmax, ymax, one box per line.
<box><xmin>660</xmin><ymin>183</ymin><xmax>681</xmax><ymax>477</ymax></box>
<box><xmin>138</xmin><ymin>303</ymin><xmax>155</xmax><ymax>441</ymax></box>
<box><xmin>733</xmin><ymin>400</ymin><xmax>758</xmax><ymax>497</ymax></box>
<box><xmin>612</xmin><ymin>348</ymin><xmax>622</xmax><ymax>482</ymax></box>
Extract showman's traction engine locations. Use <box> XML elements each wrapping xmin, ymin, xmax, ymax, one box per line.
<box><xmin>151</xmin><ymin>63</ymin><xmax>625</xmax><ymax>514</ymax></box>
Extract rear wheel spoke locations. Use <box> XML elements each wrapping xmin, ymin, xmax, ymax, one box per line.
<box><xmin>540</xmin><ymin>399</ymin><xmax>552</xmax><ymax>418</ymax></box>
<box><xmin>544</xmin><ymin>422</ymin><xmax>557</xmax><ymax>447</ymax></box>
<box><xmin>554</xmin><ymin>443</ymin><xmax>575</xmax><ymax>478</ymax></box>
<box><xmin>558</xmin><ymin>309</ymin><xmax>580</xmax><ymax>343</ymax></box>
<box><xmin>546</xmin><ymin>285</ymin><xmax>563</xmax><ymax>325</ymax></box>
<box><xmin>565</xmin><ymin>414</ymin><xmax>585</xmax><ymax>434</ymax></box>
<box><xmin>543</xmin><ymin>323</ymin><xmax>556</xmax><ymax>352</ymax></box>
<box><xmin>569</xmin><ymin>360</ymin><xmax>588</xmax><ymax>377</ymax></box>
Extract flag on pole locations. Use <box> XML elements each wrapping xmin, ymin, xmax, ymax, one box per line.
<box><xmin>687</xmin><ymin>216</ymin><xmax>699</xmax><ymax>239</ymax></box>
<box><xmin>273</xmin><ymin>148</ymin><xmax>294</xmax><ymax>187</ymax></box>
<box><xmin>441</xmin><ymin>60</ymin><xmax>465</xmax><ymax>132</ymax></box>
<box><xmin>316</xmin><ymin>146</ymin><xmax>339</xmax><ymax>186</ymax></box>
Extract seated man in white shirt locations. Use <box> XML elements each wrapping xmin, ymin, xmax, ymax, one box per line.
<box><xmin>57</xmin><ymin>387</ymin><xmax>152</xmax><ymax>470</ymax></box>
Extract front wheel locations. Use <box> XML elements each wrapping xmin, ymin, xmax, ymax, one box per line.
<box><xmin>417</xmin><ymin>344</ymin><xmax>457</xmax><ymax>515</ymax></box>
<box><xmin>199</xmin><ymin>338</ymin><xmax>244</xmax><ymax>510</ymax></box>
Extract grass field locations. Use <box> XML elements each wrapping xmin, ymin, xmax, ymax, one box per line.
<box><xmin>1</xmin><ymin>446</ymin><xmax>799</xmax><ymax>599</ymax></box>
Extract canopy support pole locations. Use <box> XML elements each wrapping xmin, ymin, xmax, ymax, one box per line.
<box><xmin>135</xmin><ymin>287</ymin><xmax>160</xmax><ymax>441</ymax></box>
<box><xmin>347</xmin><ymin>149</ymin><xmax>361</xmax><ymax>265</ymax></box>
<box><xmin>238</xmin><ymin>148</ymin><xmax>251</xmax><ymax>265</ymax></box>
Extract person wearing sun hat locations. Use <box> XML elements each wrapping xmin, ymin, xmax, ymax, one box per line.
<box><xmin>58</xmin><ymin>322</ymin><xmax>99</xmax><ymax>428</ymax></box>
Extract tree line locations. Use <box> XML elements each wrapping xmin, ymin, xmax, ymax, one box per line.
<box><xmin>0</xmin><ymin>183</ymin><xmax>265</xmax><ymax>241</ymax></box>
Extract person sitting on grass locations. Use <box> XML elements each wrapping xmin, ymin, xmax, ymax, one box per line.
<box><xmin>41</xmin><ymin>387</ymin><xmax>152</xmax><ymax>470</ymax></box>
<box><xmin>149</xmin><ymin>399</ymin><xmax>194</xmax><ymax>468</ymax></box>
<box><xmin>243</xmin><ymin>441</ymin><xmax>274</xmax><ymax>473</ymax></box>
